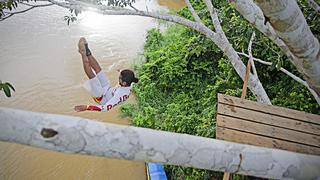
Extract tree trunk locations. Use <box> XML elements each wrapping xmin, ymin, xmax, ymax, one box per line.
<box><xmin>229</xmin><ymin>0</ymin><xmax>303</xmax><ymax>71</ymax></box>
<box><xmin>0</xmin><ymin>107</ymin><xmax>319</xmax><ymax>179</ymax></box>
<box><xmin>254</xmin><ymin>0</ymin><xmax>320</xmax><ymax>95</ymax></box>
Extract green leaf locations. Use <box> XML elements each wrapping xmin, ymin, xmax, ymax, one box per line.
<box><xmin>71</xmin><ymin>16</ymin><xmax>77</xmax><ymax>22</ymax></box>
<box><xmin>3</xmin><ymin>85</ymin><xmax>11</xmax><ymax>97</ymax></box>
<box><xmin>74</xmin><ymin>9</ymin><xmax>79</xmax><ymax>16</ymax></box>
<box><xmin>5</xmin><ymin>82</ymin><xmax>15</xmax><ymax>91</ymax></box>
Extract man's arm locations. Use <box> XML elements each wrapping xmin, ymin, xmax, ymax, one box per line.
<box><xmin>74</xmin><ymin>91</ymin><xmax>129</xmax><ymax>112</ymax></box>
<box><xmin>74</xmin><ymin>104</ymin><xmax>109</xmax><ymax>112</ymax></box>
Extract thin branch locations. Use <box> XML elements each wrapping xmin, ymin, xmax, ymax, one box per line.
<box><xmin>49</xmin><ymin>0</ymin><xmax>216</xmax><ymax>38</ymax></box>
<box><xmin>184</xmin><ymin>0</ymin><xmax>202</xmax><ymax>24</ymax></box>
<box><xmin>0</xmin><ymin>13</ymin><xmax>13</xmax><ymax>21</ymax></box>
<box><xmin>203</xmin><ymin>0</ymin><xmax>222</xmax><ymax>33</ymax></box>
<box><xmin>129</xmin><ymin>4</ymin><xmax>138</xmax><ymax>12</ymax></box>
<box><xmin>145</xmin><ymin>0</ymin><xmax>149</xmax><ymax>12</ymax></box>
<box><xmin>237</xmin><ymin>52</ymin><xmax>320</xmax><ymax>104</ymax></box>
<box><xmin>0</xmin><ymin>2</ymin><xmax>53</xmax><ymax>21</ymax></box>
<box><xmin>308</xmin><ymin>0</ymin><xmax>320</xmax><ymax>14</ymax></box>
<box><xmin>248</xmin><ymin>32</ymin><xmax>257</xmax><ymax>76</ymax></box>
<box><xmin>19</xmin><ymin>2</ymin><xmax>35</xmax><ymax>7</ymax></box>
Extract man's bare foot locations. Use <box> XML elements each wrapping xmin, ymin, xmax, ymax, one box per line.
<box><xmin>78</xmin><ymin>37</ymin><xmax>87</xmax><ymax>55</ymax></box>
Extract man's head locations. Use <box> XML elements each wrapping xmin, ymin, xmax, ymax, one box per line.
<box><xmin>119</xmin><ymin>69</ymin><xmax>139</xmax><ymax>87</ymax></box>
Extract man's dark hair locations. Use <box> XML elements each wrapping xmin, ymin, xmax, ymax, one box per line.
<box><xmin>121</xmin><ymin>69</ymin><xmax>139</xmax><ymax>86</ymax></box>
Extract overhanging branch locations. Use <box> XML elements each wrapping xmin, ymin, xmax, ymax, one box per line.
<box><xmin>0</xmin><ymin>2</ymin><xmax>53</xmax><ymax>21</ymax></box>
<box><xmin>48</xmin><ymin>0</ymin><xmax>214</xmax><ymax>38</ymax></box>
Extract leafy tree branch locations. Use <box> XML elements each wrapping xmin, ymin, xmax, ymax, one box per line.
<box><xmin>0</xmin><ymin>1</ymin><xmax>53</xmax><ymax>21</ymax></box>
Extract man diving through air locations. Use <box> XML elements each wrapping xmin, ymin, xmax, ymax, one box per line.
<box><xmin>74</xmin><ymin>37</ymin><xmax>138</xmax><ymax>112</ymax></box>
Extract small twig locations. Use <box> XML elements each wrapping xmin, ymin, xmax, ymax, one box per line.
<box><xmin>145</xmin><ymin>0</ymin><xmax>149</xmax><ymax>12</ymax></box>
<box><xmin>185</xmin><ymin>0</ymin><xmax>202</xmax><ymax>24</ymax></box>
<box><xmin>234</xmin><ymin>153</ymin><xmax>243</xmax><ymax>173</ymax></box>
<box><xmin>129</xmin><ymin>4</ymin><xmax>138</xmax><ymax>12</ymax></box>
<box><xmin>248</xmin><ymin>32</ymin><xmax>257</xmax><ymax>76</ymax></box>
<box><xmin>0</xmin><ymin>13</ymin><xmax>14</xmax><ymax>21</ymax></box>
<box><xmin>237</xmin><ymin>52</ymin><xmax>320</xmax><ymax>104</ymax></box>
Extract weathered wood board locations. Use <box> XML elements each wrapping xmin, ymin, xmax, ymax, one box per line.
<box><xmin>216</xmin><ymin>94</ymin><xmax>320</xmax><ymax>155</ymax></box>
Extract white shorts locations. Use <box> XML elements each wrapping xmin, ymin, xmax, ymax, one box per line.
<box><xmin>83</xmin><ymin>71</ymin><xmax>113</xmax><ymax>99</ymax></box>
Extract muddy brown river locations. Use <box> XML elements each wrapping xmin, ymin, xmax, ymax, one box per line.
<box><xmin>0</xmin><ymin>0</ymin><xmax>185</xmax><ymax>179</ymax></box>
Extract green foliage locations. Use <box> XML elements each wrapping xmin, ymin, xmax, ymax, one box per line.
<box><xmin>121</xmin><ymin>0</ymin><xmax>320</xmax><ymax>179</ymax></box>
<box><xmin>0</xmin><ymin>81</ymin><xmax>15</xmax><ymax>97</ymax></box>
<box><xmin>0</xmin><ymin>0</ymin><xmax>18</xmax><ymax>18</ymax></box>
<box><xmin>298</xmin><ymin>0</ymin><xmax>320</xmax><ymax>40</ymax></box>
<box><xmin>125</xmin><ymin>23</ymin><xmax>249</xmax><ymax>177</ymax></box>
<box><xmin>123</xmin><ymin>25</ymin><xmax>243</xmax><ymax>179</ymax></box>
<box><xmin>64</xmin><ymin>14</ymin><xmax>77</xmax><ymax>26</ymax></box>
<box><xmin>106</xmin><ymin>0</ymin><xmax>135</xmax><ymax>7</ymax></box>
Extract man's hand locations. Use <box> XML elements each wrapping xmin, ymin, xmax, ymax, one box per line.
<box><xmin>74</xmin><ymin>105</ymin><xmax>87</xmax><ymax>112</ymax></box>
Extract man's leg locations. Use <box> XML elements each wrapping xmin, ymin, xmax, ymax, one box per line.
<box><xmin>81</xmin><ymin>55</ymin><xmax>96</xmax><ymax>79</ymax></box>
<box><xmin>79</xmin><ymin>38</ymin><xmax>95</xmax><ymax>79</ymax></box>
<box><xmin>87</xmin><ymin>55</ymin><xmax>102</xmax><ymax>74</ymax></box>
<box><xmin>79</xmin><ymin>37</ymin><xmax>110</xmax><ymax>89</ymax></box>
<box><xmin>82</xmin><ymin>39</ymin><xmax>102</xmax><ymax>74</ymax></box>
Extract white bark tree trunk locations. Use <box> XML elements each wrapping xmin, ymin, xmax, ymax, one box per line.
<box><xmin>229</xmin><ymin>0</ymin><xmax>303</xmax><ymax>71</ymax></box>
<box><xmin>254</xmin><ymin>0</ymin><xmax>320</xmax><ymax>96</ymax></box>
<box><xmin>0</xmin><ymin>107</ymin><xmax>319</xmax><ymax>179</ymax></box>
<box><xmin>230</xmin><ymin>0</ymin><xmax>320</xmax><ymax>104</ymax></box>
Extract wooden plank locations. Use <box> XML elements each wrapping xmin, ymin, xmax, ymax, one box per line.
<box><xmin>217</xmin><ymin>103</ymin><xmax>320</xmax><ymax>136</ymax></box>
<box><xmin>217</xmin><ymin>115</ymin><xmax>320</xmax><ymax>147</ymax></box>
<box><xmin>216</xmin><ymin>127</ymin><xmax>320</xmax><ymax>155</ymax></box>
<box><xmin>217</xmin><ymin>93</ymin><xmax>320</xmax><ymax>124</ymax></box>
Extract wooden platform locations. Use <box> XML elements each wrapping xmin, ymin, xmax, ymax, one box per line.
<box><xmin>216</xmin><ymin>93</ymin><xmax>320</xmax><ymax>155</ymax></box>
